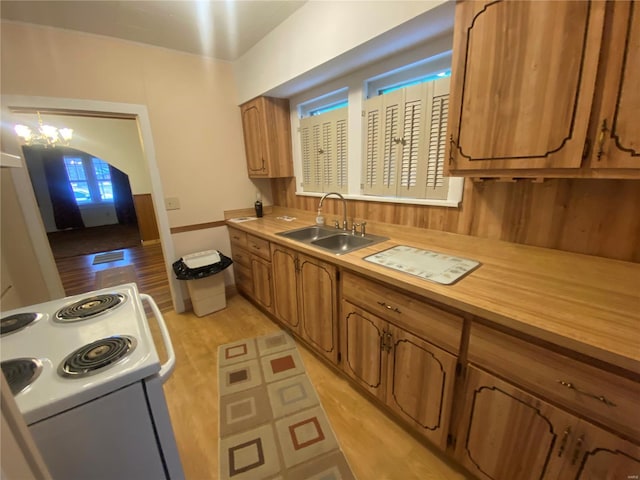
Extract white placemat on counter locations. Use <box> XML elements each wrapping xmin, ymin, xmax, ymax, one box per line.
<box><xmin>364</xmin><ymin>245</ymin><xmax>480</xmax><ymax>285</ymax></box>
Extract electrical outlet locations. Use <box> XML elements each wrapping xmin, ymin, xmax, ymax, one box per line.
<box><xmin>165</xmin><ymin>197</ymin><xmax>180</xmax><ymax>210</ymax></box>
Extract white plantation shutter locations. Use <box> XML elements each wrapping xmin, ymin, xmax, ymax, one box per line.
<box><xmin>364</xmin><ymin>104</ymin><xmax>380</xmax><ymax>190</ymax></box>
<box><xmin>363</xmin><ymin>90</ymin><xmax>403</xmax><ymax>196</ymax></box>
<box><xmin>423</xmin><ymin>78</ymin><xmax>449</xmax><ymax>199</ymax></box>
<box><xmin>336</xmin><ymin>118</ymin><xmax>348</xmax><ymax>190</ymax></box>
<box><xmin>362</xmin><ymin>77</ymin><xmax>451</xmax><ymax>200</ymax></box>
<box><xmin>300</xmin><ymin>107</ymin><xmax>348</xmax><ymax>193</ymax></box>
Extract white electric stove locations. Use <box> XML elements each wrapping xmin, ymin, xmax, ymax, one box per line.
<box><xmin>0</xmin><ymin>283</ymin><xmax>184</xmax><ymax>480</ymax></box>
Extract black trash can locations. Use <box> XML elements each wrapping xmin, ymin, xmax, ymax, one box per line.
<box><xmin>173</xmin><ymin>250</ymin><xmax>232</xmax><ymax>317</ymax></box>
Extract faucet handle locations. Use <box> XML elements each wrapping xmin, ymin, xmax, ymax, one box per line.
<box><xmin>351</xmin><ymin>222</ymin><xmax>360</xmax><ymax>235</ymax></box>
<box><xmin>334</xmin><ymin>219</ymin><xmax>340</xmax><ymax>229</ymax></box>
<box><xmin>360</xmin><ymin>222</ymin><xmax>367</xmax><ymax>236</ymax></box>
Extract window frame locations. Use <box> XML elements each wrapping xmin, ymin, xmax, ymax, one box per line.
<box><xmin>64</xmin><ymin>155</ymin><xmax>114</xmax><ymax>206</ymax></box>
<box><xmin>289</xmin><ymin>34</ymin><xmax>463</xmax><ymax>208</ymax></box>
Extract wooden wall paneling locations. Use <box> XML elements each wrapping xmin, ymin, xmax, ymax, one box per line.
<box><xmin>133</xmin><ymin>194</ymin><xmax>160</xmax><ymax>243</ymax></box>
<box><xmin>270</xmin><ymin>178</ymin><xmax>640</xmax><ymax>262</ymax></box>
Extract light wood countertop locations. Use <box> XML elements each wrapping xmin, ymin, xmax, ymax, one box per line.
<box><xmin>226</xmin><ymin>207</ymin><xmax>640</xmax><ymax>375</ymax></box>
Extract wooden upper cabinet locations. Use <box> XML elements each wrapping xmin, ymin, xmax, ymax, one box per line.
<box><xmin>240</xmin><ymin>96</ymin><xmax>293</xmax><ymax>178</ymax></box>
<box><xmin>446</xmin><ymin>0</ymin><xmax>606</xmax><ymax>174</ymax></box>
<box><xmin>589</xmin><ymin>0</ymin><xmax>640</xmax><ymax>169</ymax></box>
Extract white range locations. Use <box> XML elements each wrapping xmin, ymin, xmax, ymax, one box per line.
<box><xmin>0</xmin><ymin>282</ymin><xmax>184</xmax><ymax>480</ymax></box>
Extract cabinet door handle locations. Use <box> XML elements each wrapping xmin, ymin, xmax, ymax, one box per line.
<box><xmin>596</xmin><ymin>119</ymin><xmax>608</xmax><ymax>161</ymax></box>
<box><xmin>558</xmin><ymin>427</ymin><xmax>571</xmax><ymax>457</ymax></box>
<box><xmin>376</xmin><ymin>301</ymin><xmax>401</xmax><ymax>314</ymax></box>
<box><xmin>385</xmin><ymin>332</ymin><xmax>393</xmax><ymax>353</ymax></box>
<box><xmin>557</xmin><ymin>380</ymin><xmax>616</xmax><ymax>407</ymax></box>
<box><xmin>571</xmin><ymin>434</ymin><xmax>584</xmax><ymax>465</ymax></box>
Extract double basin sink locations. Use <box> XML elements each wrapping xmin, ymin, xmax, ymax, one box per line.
<box><xmin>276</xmin><ymin>225</ymin><xmax>388</xmax><ymax>255</ymax></box>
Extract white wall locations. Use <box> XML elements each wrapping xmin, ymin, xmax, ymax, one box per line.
<box><xmin>233</xmin><ymin>0</ymin><xmax>452</xmax><ymax>103</ymax></box>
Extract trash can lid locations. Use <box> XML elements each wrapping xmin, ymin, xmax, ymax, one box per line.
<box><xmin>182</xmin><ymin>250</ymin><xmax>221</xmax><ymax>269</ymax></box>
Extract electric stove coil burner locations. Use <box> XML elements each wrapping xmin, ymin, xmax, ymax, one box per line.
<box><xmin>55</xmin><ymin>293</ymin><xmax>126</xmax><ymax>322</ymax></box>
<box><xmin>1</xmin><ymin>312</ymin><xmax>42</xmax><ymax>335</ymax></box>
<box><xmin>1</xmin><ymin>358</ymin><xmax>43</xmax><ymax>395</ymax></box>
<box><xmin>59</xmin><ymin>335</ymin><xmax>137</xmax><ymax>378</ymax></box>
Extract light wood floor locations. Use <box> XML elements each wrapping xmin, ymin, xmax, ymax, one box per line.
<box><xmin>158</xmin><ymin>295</ymin><xmax>469</xmax><ymax>480</ymax></box>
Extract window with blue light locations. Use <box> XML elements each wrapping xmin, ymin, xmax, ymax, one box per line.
<box><xmin>377</xmin><ymin>70</ymin><xmax>451</xmax><ymax>95</ymax></box>
<box><xmin>64</xmin><ymin>156</ymin><xmax>113</xmax><ymax>205</ymax></box>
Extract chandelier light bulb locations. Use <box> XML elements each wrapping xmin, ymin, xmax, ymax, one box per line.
<box><xmin>14</xmin><ymin>124</ymin><xmax>33</xmax><ymax>141</ymax></box>
<box><xmin>13</xmin><ymin>112</ymin><xmax>73</xmax><ymax>147</ymax></box>
<box><xmin>59</xmin><ymin>128</ymin><xmax>73</xmax><ymax>141</ymax></box>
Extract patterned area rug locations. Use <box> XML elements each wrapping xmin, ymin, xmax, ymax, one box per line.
<box><xmin>218</xmin><ymin>332</ymin><xmax>356</xmax><ymax>480</ymax></box>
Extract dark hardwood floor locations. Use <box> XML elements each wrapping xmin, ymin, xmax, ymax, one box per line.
<box><xmin>54</xmin><ymin>243</ymin><xmax>173</xmax><ymax>312</ymax></box>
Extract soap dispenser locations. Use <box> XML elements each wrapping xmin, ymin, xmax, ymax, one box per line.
<box><xmin>254</xmin><ymin>191</ymin><xmax>263</xmax><ymax>218</ymax></box>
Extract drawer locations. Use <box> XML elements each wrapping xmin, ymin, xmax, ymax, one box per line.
<box><xmin>230</xmin><ymin>246</ymin><xmax>250</xmax><ymax>269</ymax></box>
<box><xmin>342</xmin><ymin>271</ymin><xmax>463</xmax><ymax>354</ymax></box>
<box><xmin>233</xmin><ymin>263</ymin><xmax>253</xmax><ymax>294</ymax></box>
<box><xmin>228</xmin><ymin>228</ymin><xmax>248</xmax><ymax>249</ymax></box>
<box><xmin>468</xmin><ymin>323</ymin><xmax>640</xmax><ymax>441</ymax></box>
<box><xmin>247</xmin><ymin>234</ymin><xmax>271</xmax><ymax>261</ymax></box>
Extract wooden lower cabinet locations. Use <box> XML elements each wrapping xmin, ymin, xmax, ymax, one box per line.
<box><xmin>270</xmin><ymin>244</ymin><xmax>338</xmax><ymax>363</ymax></box>
<box><xmin>341</xmin><ymin>300</ymin><xmax>457</xmax><ymax>449</ymax></box>
<box><xmin>250</xmin><ymin>256</ymin><xmax>273</xmax><ymax>312</ymax></box>
<box><xmin>456</xmin><ymin>365</ymin><xmax>640</xmax><ymax>480</ymax></box>
<box><xmin>271</xmin><ymin>246</ymin><xmax>299</xmax><ymax>331</ymax></box>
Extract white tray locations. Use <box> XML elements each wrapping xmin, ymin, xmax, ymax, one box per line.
<box><xmin>364</xmin><ymin>245</ymin><xmax>480</xmax><ymax>285</ymax></box>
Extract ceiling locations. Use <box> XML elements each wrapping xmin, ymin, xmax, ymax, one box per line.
<box><xmin>0</xmin><ymin>0</ymin><xmax>307</xmax><ymax>61</ymax></box>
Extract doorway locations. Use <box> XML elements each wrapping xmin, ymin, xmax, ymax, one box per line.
<box><xmin>1</xmin><ymin>96</ymin><xmax>184</xmax><ymax>311</ymax></box>
<box><xmin>22</xmin><ymin>145</ymin><xmax>143</xmax><ymax>261</ymax></box>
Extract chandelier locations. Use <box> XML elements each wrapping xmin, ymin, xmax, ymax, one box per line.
<box><xmin>14</xmin><ymin>112</ymin><xmax>73</xmax><ymax>147</ymax></box>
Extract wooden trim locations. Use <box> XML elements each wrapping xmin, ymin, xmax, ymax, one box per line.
<box><xmin>132</xmin><ymin>194</ymin><xmax>159</xmax><ymax>242</ymax></box>
<box><xmin>141</xmin><ymin>239</ymin><xmax>161</xmax><ymax>246</ymax></box>
<box><xmin>170</xmin><ymin>220</ymin><xmax>226</xmax><ymax>234</ymax></box>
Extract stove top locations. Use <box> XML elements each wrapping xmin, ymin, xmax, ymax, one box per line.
<box><xmin>1</xmin><ymin>358</ymin><xmax>43</xmax><ymax>395</ymax></box>
<box><xmin>55</xmin><ymin>293</ymin><xmax>126</xmax><ymax>323</ymax></box>
<box><xmin>0</xmin><ymin>283</ymin><xmax>161</xmax><ymax>425</ymax></box>
<box><xmin>59</xmin><ymin>335</ymin><xmax>137</xmax><ymax>378</ymax></box>
<box><xmin>1</xmin><ymin>312</ymin><xmax>43</xmax><ymax>336</ymax></box>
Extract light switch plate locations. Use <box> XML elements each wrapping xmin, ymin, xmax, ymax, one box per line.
<box><xmin>165</xmin><ymin>197</ymin><xmax>180</xmax><ymax>210</ymax></box>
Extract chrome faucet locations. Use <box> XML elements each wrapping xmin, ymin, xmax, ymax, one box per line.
<box><xmin>318</xmin><ymin>192</ymin><xmax>348</xmax><ymax>230</ymax></box>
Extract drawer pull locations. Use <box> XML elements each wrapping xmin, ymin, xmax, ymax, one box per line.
<box><xmin>558</xmin><ymin>427</ymin><xmax>571</xmax><ymax>457</ymax></box>
<box><xmin>557</xmin><ymin>380</ymin><xmax>617</xmax><ymax>407</ymax></box>
<box><xmin>376</xmin><ymin>301</ymin><xmax>401</xmax><ymax>314</ymax></box>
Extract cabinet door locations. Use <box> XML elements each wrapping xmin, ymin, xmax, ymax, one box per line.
<box><xmin>386</xmin><ymin>326</ymin><xmax>457</xmax><ymax>450</ymax></box>
<box><xmin>271</xmin><ymin>246</ymin><xmax>299</xmax><ymax>332</ymax></box>
<box><xmin>340</xmin><ymin>301</ymin><xmax>387</xmax><ymax>401</ymax></box>
<box><xmin>298</xmin><ymin>254</ymin><xmax>338</xmax><ymax>363</ymax></box>
<box><xmin>250</xmin><ymin>256</ymin><xmax>272</xmax><ymax>312</ymax></box>
<box><xmin>590</xmin><ymin>0</ymin><xmax>639</xmax><ymax>169</ymax></box>
<box><xmin>241</xmin><ymin>100</ymin><xmax>268</xmax><ymax>176</ymax></box>
<box><xmin>562</xmin><ymin>419</ymin><xmax>640</xmax><ymax>480</ymax></box>
<box><xmin>456</xmin><ymin>366</ymin><xmax>570</xmax><ymax>480</ymax></box>
<box><xmin>446</xmin><ymin>0</ymin><xmax>605</xmax><ymax>172</ymax></box>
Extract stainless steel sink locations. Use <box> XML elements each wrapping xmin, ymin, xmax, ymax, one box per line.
<box><xmin>276</xmin><ymin>225</ymin><xmax>336</xmax><ymax>242</ymax></box>
<box><xmin>311</xmin><ymin>233</ymin><xmax>374</xmax><ymax>252</ymax></box>
<box><xmin>277</xmin><ymin>225</ymin><xmax>388</xmax><ymax>255</ymax></box>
